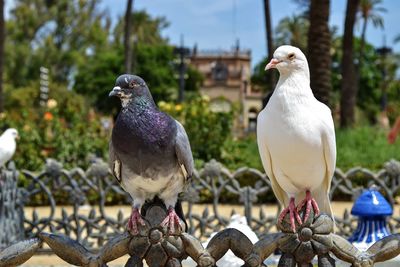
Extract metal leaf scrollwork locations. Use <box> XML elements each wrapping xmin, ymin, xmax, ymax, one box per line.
<box><xmin>1</xmin><ymin>158</ymin><xmax>400</xmax><ymax>266</ymax></box>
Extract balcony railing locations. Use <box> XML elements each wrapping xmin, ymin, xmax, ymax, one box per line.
<box><xmin>1</xmin><ymin>158</ymin><xmax>400</xmax><ymax>266</ymax></box>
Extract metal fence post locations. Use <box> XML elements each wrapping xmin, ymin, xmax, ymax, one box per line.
<box><xmin>0</xmin><ymin>163</ymin><xmax>24</xmax><ymax>249</ymax></box>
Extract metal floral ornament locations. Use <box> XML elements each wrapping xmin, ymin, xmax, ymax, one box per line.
<box><xmin>125</xmin><ymin>202</ymin><xmax>214</xmax><ymax>267</ymax></box>
<box><xmin>277</xmin><ymin>206</ymin><xmax>335</xmax><ymax>266</ymax></box>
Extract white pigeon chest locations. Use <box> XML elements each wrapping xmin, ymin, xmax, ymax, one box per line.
<box><xmin>260</xmin><ymin>97</ymin><xmax>326</xmax><ymax>193</ymax></box>
<box><xmin>264</xmin><ymin>98</ymin><xmax>322</xmax><ymax>149</ymax></box>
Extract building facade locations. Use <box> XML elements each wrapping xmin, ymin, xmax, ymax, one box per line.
<box><xmin>189</xmin><ymin>45</ymin><xmax>263</xmax><ymax>134</ymax></box>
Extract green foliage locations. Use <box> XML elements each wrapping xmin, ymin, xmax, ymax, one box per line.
<box><xmin>159</xmin><ymin>96</ymin><xmax>233</xmax><ymax>163</ymax></box>
<box><xmin>275</xmin><ymin>14</ymin><xmax>309</xmax><ymax>51</ymax></box>
<box><xmin>0</xmin><ymin>1</ymin><xmax>190</xmax><ymax>170</ymax></box>
<box><xmin>1</xmin><ymin>82</ymin><xmax>109</xmax><ymax>170</ymax></box>
<box><xmin>251</xmin><ymin>57</ymin><xmax>269</xmax><ymax>93</ymax></box>
<box><xmin>336</xmin><ymin>126</ymin><xmax>400</xmax><ymax>171</ymax></box>
<box><xmin>387</xmin><ymin>80</ymin><xmax>400</xmax><ymax>122</ymax></box>
<box><xmin>113</xmin><ymin>10</ymin><xmax>169</xmax><ymax>46</ymax></box>
<box><xmin>331</xmin><ymin>37</ymin><xmax>387</xmax><ymax>123</ymax></box>
<box><xmin>358</xmin><ymin>0</ymin><xmax>386</xmax><ymax>29</ymax></box>
<box><xmin>74</xmin><ymin>44</ymin><xmax>178</xmax><ymax>114</ymax></box>
<box><xmin>74</xmin><ymin>49</ymin><xmax>123</xmax><ymax>114</ymax></box>
<box><xmin>3</xmin><ymin>110</ymin><xmax>109</xmax><ymax>171</ymax></box>
<box><xmin>6</xmin><ymin>0</ymin><xmax>109</xmax><ymax>86</ymax></box>
<box><xmin>10</xmin><ymin>113</ymin><xmax>108</xmax><ymax>170</ymax></box>
<box><xmin>184</xmin><ymin>66</ymin><xmax>204</xmax><ymax>94</ymax></box>
<box><xmin>134</xmin><ymin>44</ymin><xmax>177</xmax><ymax>103</ymax></box>
<box><xmin>72</xmin><ymin>8</ymin><xmax>178</xmax><ymax>114</ymax></box>
<box><xmin>221</xmin><ymin>136</ymin><xmax>263</xmax><ymax>170</ymax></box>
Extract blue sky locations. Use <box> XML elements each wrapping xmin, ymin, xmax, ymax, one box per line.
<box><xmin>99</xmin><ymin>0</ymin><xmax>400</xmax><ymax>67</ymax></box>
<box><xmin>7</xmin><ymin>0</ymin><xmax>400</xmax><ymax>68</ymax></box>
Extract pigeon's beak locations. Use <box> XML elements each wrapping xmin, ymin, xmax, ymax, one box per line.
<box><xmin>15</xmin><ymin>134</ymin><xmax>20</xmax><ymax>140</ymax></box>
<box><xmin>265</xmin><ymin>58</ymin><xmax>281</xmax><ymax>70</ymax></box>
<box><xmin>109</xmin><ymin>86</ymin><xmax>122</xmax><ymax>97</ymax></box>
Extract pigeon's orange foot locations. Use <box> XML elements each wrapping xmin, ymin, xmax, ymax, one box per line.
<box><xmin>297</xmin><ymin>190</ymin><xmax>320</xmax><ymax>223</ymax></box>
<box><xmin>161</xmin><ymin>207</ymin><xmax>183</xmax><ymax>235</ymax></box>
<box><xmin>127</xmin><ymin>207</ymin><xmax>146</xmax><ymax>235</ymax></box>
<box><xmin>278</xmin><ymin>197</ymin><xmax>302</xmax><ymax>232</ymax></box>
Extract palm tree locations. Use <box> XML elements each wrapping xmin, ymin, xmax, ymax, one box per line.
<box><xmin>275</xmin><ymin>15</ymin><xmax>309</xmax><ymax>51</ymax></box>
<box><xmin>358</xmin><ymin>0</ymin><xmax>386</xmax><ymax>72</ymax></box>
<box><xmin>340</xmin><ymin>0</ymin><xmax>361</xmax><ymax>127</ymax></box>
<box><xmin>124</xmin><ymin>0</ymin><xmax>134</xmax><ymax>73</ymax></box>
<box><xmin>395</xmin><ymin>35</ymin><xmax>400</xmax><ymax>43</ymax></box>
<box><xmin>263</xmin><ymin>0</ymin><xmax>276</xmax><ymax>93</ymax></box>
<box><xmin>0</xmin><ymin>0</ymin><xmax>4</xmax><ymax>113</ymax></box>
<box><xmin>307</xmin><ymin>0</ymin><xmax>331</xmax><ymax>106</ymax></box>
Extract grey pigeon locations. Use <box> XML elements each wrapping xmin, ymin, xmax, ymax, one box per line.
<box><xmin>257</xmin><ymin>45</ymin><xmax>336</xmax><ymax>232</ymax></box>
<box><xmin>109</xmin><ymin>74</ymin><xmax>194</xmax><ymax>235</ymax></box>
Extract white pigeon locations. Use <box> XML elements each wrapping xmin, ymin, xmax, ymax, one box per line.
<box><xmin>0</xmin><ymin>128</ymin><xmax>19</xmax><ymax>167</ymax></box>
<box><xmin>257</xmin><ymin>45</ymin><xmax>336</xmax><ymax>232</ymax></box>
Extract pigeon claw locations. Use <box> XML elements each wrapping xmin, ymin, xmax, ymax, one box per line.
<box><xmin>297</xmin><ymin>190</ymin><xmax>320</xmax><ymax>223</ymax></box>
<box><xmin>161</xmin><ymin>207</ymin><xmax>183</xmax><ymax>235</ymax></box>
<box><xmin>127</xmin><ymin>207</ymin><xmax>146</xmax><ymax>235</ymax></box>
<box><xmin>278</xmin><ymin>197</ymin><xmax>302</xmax><ymax>232</ymax></box>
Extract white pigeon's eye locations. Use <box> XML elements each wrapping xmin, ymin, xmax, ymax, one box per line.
<box><xmin>288</xmin><ymin>53</ymin><xmax>295</xmax><ymax>60</ymax></box>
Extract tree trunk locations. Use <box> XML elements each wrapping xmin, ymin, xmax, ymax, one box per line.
<box><xmin>357</xmin><ymin>18</ymin><xmax>367</xmax><ymax>104</ymax></box>
<box><xmin>359</xmin><ymin>18</ymin><xmax>368</xmax><ymax>69</ymax></box>
<box><xmin>307</xmin><ymin>0</ymin><xmax>332</xmax><ymax>107</ymax></box>
<box><xmin>124</xmin><ymin>0</ymin><xmax>134</xmax><ymax>74</ymax></box>
<box><xmin>340</xmin><ymin>0</ymin><xmax>360</xmax><ymax>127</ymax></box>
<box><xmin>263</xmin><ymin>0</ymin><xmax>276</xmax><ymax>95</ymax></box>
<box><xmin>0</xmin><ymin>0</ymin><xmax>5</xmax><ymax>113</ymax></box>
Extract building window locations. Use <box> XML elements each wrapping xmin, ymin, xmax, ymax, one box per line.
<box><xmin>211</xmin><ymin>61</ymin><xmax>228</xmax><ymax>83</ymax></box>
<box><xmin>248</xmin><ymin>107</ymin><xmax>258</xmax><ymax>132</ymax></box>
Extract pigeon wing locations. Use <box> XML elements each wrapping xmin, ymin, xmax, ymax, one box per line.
<box><xmin>174</xmin><ymin>120</ymin><xmax>194</xmax><ymax>181</ymax></box>
<box><xmin>322</xmin><ymin>110</ymin><xmax>336</xmax><ymax>194</ymax></box>
<box><xmin>257</xmin><ymin>112</ymin><xmax>289</xmax><ymax>207</ymax></box>
<box><xmin>313</xmin><ymin>104</ymin><xmax>336</xmax><ymax>215</ymax></box>
<box><xmin>322</xmin><ymin>106</ymin><xmax>336</xmax><ymax>214</ymax></box>
<box><xmin>108</xmin><ymin>140</ymin><xmax>122</xmax><ymax>184</ymax></box>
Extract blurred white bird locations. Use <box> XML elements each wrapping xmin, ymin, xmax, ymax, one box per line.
<box><xmin>0</xmin><ymin>128</ymin><xmax>19</xmax><ymax>167</ymax></box>
<box><xmin>257</xmin><ymin>45</ymin><xmax>336</xmax><ymax>232</ymax></box>
<box><xmin>182</xmin><ymin>214</ymin><xmax>259</xmax><ymax>267</ymax></box>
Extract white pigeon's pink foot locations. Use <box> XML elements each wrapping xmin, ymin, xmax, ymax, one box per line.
<box><xmin>161</xmin><ymin>207</ymin><xmax>183</xmax><ymax>234</ymax></box>
<box><xmin>127</xmin><ymin>207</ymin><xmax>146</xmax><ymax>235</ymax></box>
<box><xmin>278</xmin><ymin>197</ymin><xmax>302</xmax><ymax>232</ymax></box>
<box><xmin>297</xmin><ymin>190</ymin><xmax>320</xmax><ymax>223</ymax></box>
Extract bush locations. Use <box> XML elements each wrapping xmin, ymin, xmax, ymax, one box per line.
<box><xmin>221</xmin><ymin>135</ymin><xmax>262</xmax><ymax>170</ymax></box>
<box><xmin>336</xmin><ymin>126</ymin><xmax>400</xmax><ymax>171</ymax></box>
<box><xmin>159</xmin><ymin>95</ymin><xmax>233</xmax><ymax>164</ymax></box>
<box><xmin>0</xmin><ymin>83</ymin><xmax>110</xmax><ymax>170</ymax></box>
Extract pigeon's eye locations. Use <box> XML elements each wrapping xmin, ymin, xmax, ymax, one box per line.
<box><xmin>129</xmin><ymin>80</ymin><xmax>138</xmax><ymax>88</ymax></box>
<box><xmin>288</xmin><ymin>53</ymin><xmax>295</xmax><ymax>60</ymax></box>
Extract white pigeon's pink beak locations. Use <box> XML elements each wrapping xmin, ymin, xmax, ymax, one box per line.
<box><xmin>265</xmin><ymin>58</ymin><xmax>281</xmax><ymax>70</ymax></box>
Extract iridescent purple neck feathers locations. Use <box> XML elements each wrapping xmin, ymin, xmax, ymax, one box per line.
<box><xmin>112</xmin><ymin>100</ymin><xmax>177</xmax><ymax>155</ymax></box>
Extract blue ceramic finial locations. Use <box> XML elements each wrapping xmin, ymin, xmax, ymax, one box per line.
<box><xmin>349</xmin><ymin>186</ymin><xmax>393</xmax><ymax>251</ymax></box>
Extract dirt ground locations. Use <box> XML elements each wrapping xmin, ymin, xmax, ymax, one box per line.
<box><xmin>17</xmin><ymin>202</ymin><xmax>400</xmax><ymax>266</ymax></box>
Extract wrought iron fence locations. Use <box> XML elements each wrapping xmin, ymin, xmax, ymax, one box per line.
<box><xmin>0</xmin><ymin>158</ymin><xmax>400</xmax><ymax>266</ymax></box>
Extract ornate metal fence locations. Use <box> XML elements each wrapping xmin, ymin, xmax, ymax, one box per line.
<box><xmin>1</xmin><ymin>158</ymin><xmax>400</xmax><ymax>266</ymax></box>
